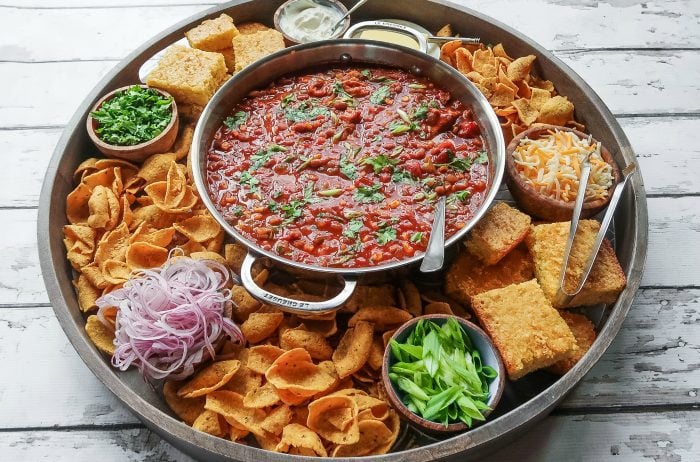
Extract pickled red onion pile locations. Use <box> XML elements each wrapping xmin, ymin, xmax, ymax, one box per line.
<box><xmin>96</xmin><ymin>256</ymin><xmax>244</xmax><ymax>381</ymax></box>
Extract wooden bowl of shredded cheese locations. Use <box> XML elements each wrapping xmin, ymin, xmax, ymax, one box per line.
<box><xmin>505</xmin><ymin>124</ymin><xmax>620</xmax><ymax>221</ymax></box>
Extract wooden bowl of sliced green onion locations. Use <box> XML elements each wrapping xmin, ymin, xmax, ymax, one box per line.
<box><xmin>382</xmin><ymin>314</ymin><xmax>505</xmax><ymax>434</ymax></box>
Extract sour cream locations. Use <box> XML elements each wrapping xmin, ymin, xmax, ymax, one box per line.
<box><xmin>278</xmin><ymin>0</ymin><xmax>345</xmax><ymax>43</ymax></box>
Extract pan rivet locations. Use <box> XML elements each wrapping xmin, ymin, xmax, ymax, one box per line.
<box><xmin>411</xmin><ymin>65</ymin><xmax>422</xmax><ymax>75</ymax></box>
<box><xmin>339</xmin><ymin>53</ymin><xmax>352</xmax><ymax>63</ymax></box>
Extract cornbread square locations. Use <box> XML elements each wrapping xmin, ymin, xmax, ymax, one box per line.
<box><xmin>232</xmin><ymin>29</ymin><xmax>285</xmax><ymax>72</ymax></box>
<box><xmin>146</xmin><ymin>45</ymin><xmax>227</xmax><ymax>106</ymax></box>
<box><xmin>237</xmin><ymin>22</ymin><xmax>271</xmax><ymax>35</ymax></box>
<box><xmin>471</xmin><ymin>279</ymin><xmax>578</xmax><ymax>380</ymax></box>
<box><xmin>445</xmin><ymin>245</ymin><xmax>534</xmax><ymax>306</ymax></box>
<box><xmin>219</xmin><ymin>47</ymin><xmax>235</xmax><ymax>73</ymax></box>
<box><xmin>525</xmin><ymin>220</ymin><xmax>627</xmax><ymax>309</ymax></box>
<box><xmin>185</xmin><ymin>13</ymin><xmax>239</xmax><ymax>51</ymax></box>
<box><xmin>548</xmin><ymin>312</ymin><xmax>596</xmax><ymax>375</ymax></box>
<box><xmin>465</xmin><ymin>202</ymin><xmax>531</xmax><ymax>265</ymax></box>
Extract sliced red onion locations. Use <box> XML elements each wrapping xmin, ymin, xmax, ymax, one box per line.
<box><xmin>96</xmin><ymin>255</ymin><xmax>244</xmax><ymax>382</ymax></box>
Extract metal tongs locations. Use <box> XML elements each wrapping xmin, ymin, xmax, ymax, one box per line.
<box><xmin>555</xmin><ymin>138</ymin><xmax>637</xmax><ymax>307</ymax></box>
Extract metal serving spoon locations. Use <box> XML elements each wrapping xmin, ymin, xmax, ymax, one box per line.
<box><xmin>330</xmin><ymin>0</ymin><xmax>370</xmax><ymax>35</ymax></box>
<box><xmin>420</xmin><ymin>196</ymin><xmax>446</xmax><ymax>273</ymax></box>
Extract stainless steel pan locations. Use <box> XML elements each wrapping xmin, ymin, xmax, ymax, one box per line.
<box><xmin>190</xmin><ymin>40</ymin><xmax>506</xmax><ymax>313</ymax></box>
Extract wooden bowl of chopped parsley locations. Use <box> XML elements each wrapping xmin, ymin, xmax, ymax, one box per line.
<box><xmin>382</xmin><ymin>314</ymin><xmax>505</xmax><ymax>434</ymax></box>
<box><xmin>87</xmin><ymin>85</ymin><xmax>179</xmax><ymax>162</ymax></box>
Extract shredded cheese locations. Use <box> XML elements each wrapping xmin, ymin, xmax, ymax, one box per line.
<box><xmin>512</xmin><ymin>130</ymin><xmax>613</xmax><ymax>202</ymax></box>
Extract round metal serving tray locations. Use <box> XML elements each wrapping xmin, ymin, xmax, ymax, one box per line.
<box><xmin>37</xmin><ymin>1</ymin><xmax>648</xmax><ymax>460</ymax></box>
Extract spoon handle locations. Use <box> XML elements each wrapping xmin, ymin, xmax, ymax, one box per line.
<box><xmin>331</xmin><ymin>0</ymin><xmax>370</xmax><ymax>34</ymax></box>
<box><xmin>420</xmin><ymin>196</ymin><xmax>446</xmax><ymax>273</ymax></box>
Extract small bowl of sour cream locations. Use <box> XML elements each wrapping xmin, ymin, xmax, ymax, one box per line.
<box><xmin>274</xmin><ymin>0</ymin><xmax>351</xmax><ymax>45</ymax></box>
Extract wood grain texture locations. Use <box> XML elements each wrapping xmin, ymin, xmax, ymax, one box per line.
<box><xmin>2</xmin><ymin>51</ymin><xmax>699</xmax><ymax>130</ymax></box>
<box><xmin>1</xmin><ymin>0</ymin><xmax>699</xmax><ymax>59</ymax></box>
<box><xmin>0</xmin><ymin>411</ymin><xmax>698</xmax><ymax>461</ymax></box>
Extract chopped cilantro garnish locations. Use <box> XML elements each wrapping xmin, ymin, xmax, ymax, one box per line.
<box><xmin>344</xmin><ymin>219</ymin><xmax>364</xmax><ymax>239</ymax></box>
<box><xmin>303</xmin><ymin>181</ymin><xmax>315</xmax><ymax>202</ymax></box>
<box><xmin>224</xmin><ymin>111</ymin><xmax>248</xmax><ymax>130</ymax></box>
<box><xmin>413</xmin><ymin>102</ymin><xmax>430</xmax><ymax>121</ymax></box>
<box><xmin>281</xmin><ymin>93</ymin><xmax>296</xmax><ymax>108</ymax></box>
<box><xmin>239</xmin><ymin>170</ymin><xmax>259</xmax><ymax>191</ymax></box>
<box><xmin>445</xmin><ymin>151</ymin><xmax>473</xmax><ymax>171</ymax></box>
<box><xmin>90</xmin><ymin>85</ymin><xmax>173</xmax><ymax>146</ymax></box>
<box><xmin>361</xmin><ymin>69</ymin><xmax>371</xmax><ymax>79</ymax></box>
<box><xmin>376</xmin><ymin>226</ymin><xmax>397</xmax><ymax>245</ymax></box>
<box><xmin>389</xmin><ymin>120</ymin><xmax>418</xmax><ymax>135</ymax></box>
<box><xmin>410</xmin><ymin>232</ymin><xmax>423</xmax><ymax>243</ymax></box>
<box><xmin>372</xmin><ymin>134</ymin><xmax>383</xmax><ymax>143</ymax></box>
<box><xmin>284</xmin><ymin>101</ymin><xmax>329</xmax><ymax>122</ymax></box>
<box><xmin>475</xmin><ymin>150</ymin><xmax>488</xmax><ymax>164</ymax></box>
<box><xmin>267</xmin><ymin>200</ymin><xmax>278</xmax><ymax>211</ymax></box>
<box><xmin>332</xmin><ymin>81</ymin><xmax>355</xmax><ymax>105</ymax></box>
<box><xmin>250</xmin><ymin>144</ymin><xmax>286</xmax><ymax>170</ymax></box>
<box><xmin>281</xmin><ymin>200</ymin><xmax>305</xmax><ymax>220</ymax></box>
<box><xmin>340</xmin><ymin>157</ymin><xmax>357</xmax><ymax>179</ymax></box>
<box><xmin>454</xmin><ymin>190</ymin><xmax>471</xmax><ymax>201</ymax></box>
<box><xmin>354</xmin><ymin>183</ymin><xmax>385</xmax><ymax>203</ymax></box>
<box><xmin>361</xmin><ymin>154</ymin><xmax>398</xmax><ymax>174</ymax></box>
<box><xmin>391</xmin><ymin>169</ymin><xmax>416</xmax><ymax>183</ymax></box>
<box><xmin>370</xmin><ymin>85</ymin><xmax>392</xmax><ymax>104</ymax></box>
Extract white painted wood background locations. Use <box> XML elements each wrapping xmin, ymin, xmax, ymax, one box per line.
<box><xmin>0</xmin><ymin>0</ymin><xmax>698</xmax><ymax>460</ymax></box>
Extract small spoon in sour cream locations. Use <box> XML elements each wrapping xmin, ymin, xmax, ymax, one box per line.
<box><xmin>329</xmin><ymin>0</ymin><xmax>370</xmax><ymax>35</ymax></box>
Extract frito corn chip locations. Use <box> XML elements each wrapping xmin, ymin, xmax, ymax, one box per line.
<box><xmin>331</xmin><ymin>418</ymin><xmax>393</xmax><ymax>457</ymax></box>
<box><xmin>307</xmin><ymin>395</ymin><xmax>359</xmax><ymax>445</ymax></box>
<box><xmin>145</xmin><ymin>163</ymin><xmax>198</xmax><ymax>213</ymax></box>
<box><xmin>512</xmin><ymin>98</ymin><xmax>539</xmax><ymax>126</ymax></box>
<box><xmin>280</xmin><ymin>326</ymin><xmax>333</xmax><ymax>361</ymax></box>
<box><xmin>275</xmin><ymin>424</ymin><xmax>327</xmax><ymax>457</ymax></box>
<box><xmin>266</xmin><ymin>348</ymin><xmax>337</xmax><ymax>398</ymax></box>
<box><xmin>244</xmin><ymin>382</ymin><xmax>282</xmax><ymax>408</ymax></box>
<box><xmin>367</xmin><ymin>336</ymin><xmax>384</xmax><ymax>371</ymax></box>
<box><xmin>332</xmin><ymin>321</ymin><xmax>374</xmax><ymax>378</ymax></box>
<box><xmin>507</xmin><ymin>55</ymin><xmax>536</xmax><ymax>82</ymax></box>
<box><xmin>220</xmin><ymin>364</ymin><xmax>262</xmax><ymax>396</ymax></box>
<box><xmin>85</xmin><ymin>315</ymin><xmax>115</xmax><ymax>355</ymax></box>
<box><xmin>126</xmin><ymin>242</ymin><xmax>169</xmax><ymax>270</ymax></box>
<box><xmin>163</xmin><ymin>380</ymin><xmax>206</xmax><ymax>426</ymax></box>
<box><xmin>247</xmin><ymin>345</ymin><xmax>285</xmax><ymax>374</ymax></box>
<box><xmin>172</xmin><ymin>124</ymin><xmax>195</xmax><ymax>160</ymax></box>
<box><xmin>177</xmin><ymin>360</ymin><xmax>241</xmax><ymax>398</ymax></box>
<box><xmin>472</xmin><ymin>48</ymin><xmax>494</xmax><ymax>73</ymax></box>
<box><xmin>193</xmin><ymin>410</ymin><xmax>228</xmax><ymax>438</ymax></box>
<box><xmin>131</xmin><ymin>204</ymin><xmax>181</xmax><ymax>230</ymax></box>
<box><xmin>454</xmin><ymin>47</ymin><xmax>472</xmax><ymax>74</ymax></box>
<box><xmin>493</xmin><ymin>43</ymin><xmax>512</xmax><ymax>60</ymax></box>
<box><xmin>529</xmin><ymin>87</ymin><xmax>552</xmax><ymax>111</ymax></box>
<box><xmin>261</xmin><ymin>405</ymin><xmax>293</xmax><ymax>435</ymax></box>
<box><xmin>231</xmin><ymin>285</ymin><xmax>263</xmax><ymax>321</ymax></box>
<box><xmin>439</xmin><ymin>39</ymin><xmax>463</xmax><ymax>66</ymax></box>
<box><xmin>174</xmin><ymin>215</ymin><xmax>221</xmax><ymax>243</ymax></box>
<box><xmin>490</xmin><ymin>83</ymin><xmax>517</xmax><ymax>107</ymax></box>
<box><xmin>205</xmin><ymin>390</ymin><xmax>267</xmax><ymax>436</ymax></box>
<box><xmin>66</xmin><ymin>182</ymin><xmax>93</xmax><ymax>224</ymax></box>
<box><xmin>398</xmin><ymin>280</ymin><xmax>422</xmax><ymax>317</ymax></box>
<box><xmin>63</xmin><ymin>225</ymin><xmax>96</xmax><ymax>270</ymax></box>
<box><xmin>73</xmin><ymin>274</ymin><xmax>101</xmax><ymax>312</ymax></box>
<box><xmin>87</xmin><ymin>185</ymin><xmax>120</xmax><ymax>230</ymax></box>
<box><xmin>537</xmin><ymin>95</ymin><xmax>575</xmax><ymax>126</ymax></box>
<box><xmin>242</xmin><ymin>310</ymin><xmax>284</xmax><ymax>343</ymax></box>
<box><xmin>224</xmin><ymin>243</ymin><xmax>247</xmax><ymax>274</ymax></box>
<box><xmin>82</xmin><ymin>167</ymin><xmax>122</xmax><ymax>196</ymax></box>
<box><xmin>274</xmin><ymin>387</ymin><xmax>308</xmax><ymax>406</ymax></box>
<box><xmin>348</xmin><ymin>306</ymin><xmax>412</xmax><ymax>331</ymax></box>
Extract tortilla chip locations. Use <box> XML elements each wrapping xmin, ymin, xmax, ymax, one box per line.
<box><xmin>189</xmin><ymin>251</ymin><xmax>226</xmax><ymax>265</ymax></box>
<box><xmin>66</xmin><ymin>182</ymin><xmax>93</xmax><ymax>225</ymax></box>
<box><xmin>366</xmin><ymin>336</ymin><xmax>385</xmax><ymax>371</ymax></box>
<box><xmin>85</xmin><ymin>315</ymin><xmax>115</xmax><ymax>355</ymax></box>
<box><xmin>63</xmin><ymin>225</ymin><xmax>96</xmax><ymax>270</ymax></box>
<box><xmin>261</xmin><ymin>404</ymin><xmax>293</xmax><ymax>435</ymax></box>
<box><xmin>163</xmin><ymin>380</ymin><xmax>206</xmax><ymax>426</ymax></box>
<box><xmin>241</xmin><ymin>310</ymin><xmax>284</xmax><ymax>343</ymax></box>
<box><xmin>205</xmin><ymin>390</ymin><xmax>267</xmax><ymax>435</ymax></box>
<box><xmin>435</xmin><ymin>24</ymin><xmax>452</xmax><ymax>37</ymax></box>
<box><xmin>243</xmin><ymin>381</ymin><xmax>282</xmax><ymax>408</ymax></box>
<box><xmin>192</xmin><ymin>409</ymin><xmax>228</xmax><ymax>438</ymax></box>
<box><xmin>512</xmin><ymin>98</ymin><xmax>539</xmax><ymax>126</ymax></box>
<box><xmin>125</xmin><ymin>242</ymin><xmax>169</xmax><ymax>270</ymax></box>
<box><xmin>454</xmin><ymin>48</ymin><xmax>473</xmax><ymax>75</ymax></box>
<box><xmin>307</xmin><ymin>395</ymin><xmax>359</xmax><ymax>445</ymax></box>
<box><xmin>220</xmin><ymin>364</ymin><xmax>262</xmax><ymax>396</ymax></box>
<box><xmin>492</xmin><ymin>43</ymin><xmax>512</xmax><ymax>60</ymax></box>
<box><xmin>86</xmin><ymin>185</ymin><xmax>121</xmax><ymax>230</ymax></box>
<box><xmin>73</xmin><ymin>274</ymin><xmax>101</xmax><ymax>312</ymax></box>
<box><xmin>266</xmin><ymin>348</ymin><xmax>337</xmax><ymax>397</ymax></box>
<box><xmin>439</xmin><ymin>40</ymin><xmax>463</xmax><ymax>66</ymax></box>
<box><xmin>275</xmin><ymin>423</ymin><xmax>327</xmax><ymax>457</ymax></box>
<box><xmin>331</xmin><ymin>418</ymin><xmax>393</xmax><ymax>457</ymax></box>
<box><xmin>280</xmin><ymin>326</ymin><xmax>333</xmax><ymax>361</ymax></box>
<box><xmin>537</xmin><ymin>95</ymin><xmax>575</xmax><ymax>126</ymax></box>
<box><xmin>507</xmin><ymin>55</ymin><xmax>536</xmax><ymax>82</ymax></box>
<box><xmin>93</xmin><ymin>222</ymin><xmax>130</xmax><ymax>270</ymax></box>
<box><xmin>129</xmin><ymin>224</ymin><xmax>175</xmax><ymax>247</ymax></box>
<box><xmin>177</xmin><ymin>360</ymin><xmax>241</xmax><ymax>398</ymax></box>
<box><xmin>472</xmin><ymin>48</ymin><xmax>495</xmax><ymax>73</ymax></box>
<box><xmin>102</xmin><ymin>259</ymin><xmax>131</xmax><ymax>285</ymax></box>
<box><xmin>174</xmin><ymin>214</ymin><xmax>221</xmax><ymax>243</ymax></box>
<box><xmin>332</xmin><ymin>321</ymin><xmax>374</xmax><ymax>379</ymax></box>
<box><xmin>529</xmin><ymin>87</ymin><xmax>552</xmax><ymax>111</ymax></box>
<box><xmin>371</xmin><ymin>411</ymin><xmax>401</xmax><ymax>455</ymax></box>
<box><xmin>348</xmin><ymin>306</ymin><xmax>412</xmax><ymax>331</ymax></box>
<box><xmin>490</xmin><ymin>83</ymin><xmax>517</xmax><ymax>107</ymax></box>
<box><xmin>247</xmin><ymin>345</ymin><xmax>286</xmax><ymax>375</ymax></box>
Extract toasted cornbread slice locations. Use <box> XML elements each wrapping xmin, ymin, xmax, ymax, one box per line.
<box><xmin>445</xmin><ymin>245</ymin><xmax>534</xmax><ymax>306</ymax></box>
<box><xmin>185</xmin><ymin>13</ymin><xmax>239</xmax><ymax>51</ymax></box>
<box><xmin>146</xmin><ymin>45</ymin><xmax>227</xmax><ymax>106</ymax></box>
<box><xmin>237</xmin><ymin>22</ymin><xmax>272</xmax><ymax>35</ymax></box>
<box><xmin>525</xmin><ymin>220</ymin><xmax>627</xmax><ymax>309</ymax></box>
<box><xmin>472</xmin><ymin>280</ymin><xmax>578</xmax><ymax>380</ymax></box>
<box><xmin>232</xmin><ymin>29</ymin><xmax>285</xmax><ymax>72</ymax></box>
<box><xmin>548</xmin><ymin>312</ymin><xmax>596</xmax><ymax>375</ymax></box>
<box><xmin>464</xmin><ymin>202</ymin><xmax>531</xmax><ymax>265</ymax></box>
<box><xmin>219</xmin><ymin>47</ymin><xmax>235</xmax><ymax>73</ymax></box>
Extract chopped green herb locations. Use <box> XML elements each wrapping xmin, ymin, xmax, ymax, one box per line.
<box><xmin>372</xmin><ymin>134</ymin><xmax>383</xmax><ymax>143</ymax></box>
<box><xmin>280</xmin><ymin>200</ymin><xmax>305</xmax><ymax>221</ymax></box>
<box><xmin>410</xmin><ymin>232</ymin><xmax>423</xmax><ymax>243</ymax></box>
<box><xmin>391</xmin><ymin>169</ymin><xmax>415</xmax><ymax>183</ymax></box>
<box><xmin>370</xmin><ymin>85</ymin><xmax>392</xmax><ymax>104</ymax></box>
<box><xmin>230</xmin><ymin>206</ymin><xmax>243</xmax><ymax>217</ymax></box>
<box><xmin>280</xmin><ymin>93</ymin><xmax>296</xmax><ymax>108</ymax></box>
<box><xmin>393</xmin><ymin>146</ymin><xmax>404</xmax><ymax>156</ymax></box>
<box><xmin>361</xmin><ymin>154</ymin><xmax>398</xmax><ymax>174</ymax></box>
<box><xmin>412</xmin><ymin>102</ymin><xmax>430</xmax><ymax>121</ymax></box>
<box><xmin>389</xmin><ymin>120</ymin><xmax>418</xmax><ymax>135</ymax></box>
<box><xmin>267</xmin><ymin>201</ymin><xmax>278</xmax><ymax>212</ymax></box>
<box><xmin>303</xmin><ymin>181</ymin><xmax>315</xmax><ymax>202</ymax></box>
<box><xmin>445</xmin><ymin>151</ymin><xmax>473</xmax><ymax>171</ymax></box>
<box><xmin>340</xmin><ymin>157</ymin><xmax>357</xmax><ymax>179</ymax></box>
<box><xmin>361</xmin><ymin>69</ymin><xmax>371</xmax><ymax>78</ymax></box>
<box><xmin>250</xmin><ymin>144</ymin><xmax>286</xmax><ymax>170</ymax></box>
<box><xmin>389</xmin><ymin>318</ymin><xmax>497</xmax><ymax>427</ymax></box>
<box><xmin>224</xmin><ymin>111</ymin><xmax>248</xmax><ymax>130</ymax></box>
<box><xmin>454</xmin><ymin>190</ymin><xmax>471</xmax><ymax>201</ymax></box>
<box><xmin>353</xmin><ymin>183</ymin><xmax>385</xmax><ymax>204</ymax></box>
<box><xmin>90</xmin><ymin>85</ymin><xmax>173</xmax><ymax>146</ymax></box>
<box><xmin>239</xmin><ymin>170</ymin><xmax>259</xmax><ymax>191</ymax></box>
<box><xmin>343</xmin><ymin>218</ymin><xmax>364</xmax><ymax>239</ymax></box>
<box><xmin>376</xmin><ymin>226</ymin><xmax>397</xmax><ymax>245</ymax></box>
<box><xmin>332</xmin><ymin>81</ymin><xmax>355</xmax><ymax>105</ymax></box>
<box><xmin>475</xmin><ymin>150</ymin><xmax>488</xmax><ymax>164</ymax></box>
<box><xmin>284</xmin><ymin>101</ymin><xmax>329</xmax><ymax>123</ymax></box>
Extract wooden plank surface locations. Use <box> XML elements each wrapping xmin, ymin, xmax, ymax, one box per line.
<box><xmin>1</xmin><ymin>0</ymin><xmax>699</xmax><ymax>59</ymax></box>
<box><xmin>0</xmin><ymin>289</ymin><xmax>696</xmax><ymax>429</ymax></box>
<box><xmin>2</xmin><ymin>50</ymin><xmax>699</xmax><ymax>129</ymax></box>
<box><xmin>1</xmin><ymin>411</ymin><xmax>698</xmax><ymax>461</ymax></box>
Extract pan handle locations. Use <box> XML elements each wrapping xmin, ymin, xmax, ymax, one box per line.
<box><xmin>239</xmin><ymin>252</ymin><xmax>357</xmax><ymax>314</ymax></box>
